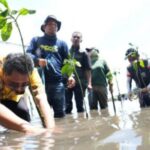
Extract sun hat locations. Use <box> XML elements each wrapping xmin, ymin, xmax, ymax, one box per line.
<box><xmin>41</xmin><ymin>15</ymin><xmax>61</xmax><ymax>32</ymax></box>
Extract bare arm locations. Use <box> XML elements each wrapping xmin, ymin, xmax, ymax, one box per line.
<box><xmin>34</xmin><ymin>88</ymin><xmax>55</xmax><ymax>129</ymax></box>
<box><xmin>85</xmin><ymin>70</ymin><xmax>92</xmax><ymax>89</ymax></box>
<box><xmin>0</xmin><ymin>104</ymin><xmax>46</xmax><ymax>134</ymax></box>
<box><xmin>30</xmin><ymin>69</ymin><xmax>55</xmax><ymax>129</ymax></box>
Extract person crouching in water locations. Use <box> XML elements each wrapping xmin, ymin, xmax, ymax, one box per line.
<box><xmin>0</xmin><ymin>53</ymin><xmax>55</xmax><ymax>129</ymax></box>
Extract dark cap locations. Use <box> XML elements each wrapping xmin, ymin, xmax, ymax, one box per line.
<box><xmin>41</xmin><ymin>15</ymin><xmax>61</xmax><ymax>32</ymax></box>
<box><xmin>86</xmin><ymin>47</ymin><xmax>99</xmax><ymax>53</ymax></box>
<box><xmin>125</xmin><ymin>48</ymin><xmax>139</xmax><ymax>59</ymax></box>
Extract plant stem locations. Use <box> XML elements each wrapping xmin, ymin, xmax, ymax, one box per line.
<box><xmin>74</xmin><ymin>66</ymin><xmax>89</xmax><ymax>118</ymax></box>
<box><xmin>13</xmin><ymin>17</ymin><xmax>45</xmax><ymax>127</ymax></box>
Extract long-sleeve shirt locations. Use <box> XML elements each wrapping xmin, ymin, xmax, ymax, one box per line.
<box><xmin>91</xmin><ymin>57</ymin><xmax>112</xmax><ymax>87</ymax></box>
<box><xmin>126</xmin><ymin>59</ymin><xmax>150</xmax><ymax>93</ymax></box>
<box><xmin>26</xmin><ymin>34</ymin><xmax>69</xmax><ymax>83</ymax></box>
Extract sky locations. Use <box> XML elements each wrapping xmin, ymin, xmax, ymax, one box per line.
<box><xmin>0</xmin><ymin>0</ymin><xmax>150</xmax><ymax>95</ymax></box>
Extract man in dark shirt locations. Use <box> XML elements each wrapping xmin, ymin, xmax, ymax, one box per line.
<box><xmin>125</xmin><ymin>48</ymin><xmax>150</xmax><ymax>107</ymax></box>
<box><xmin>65</xmin><ymin>31</ymin><xmax>92</xmax><ymax>114</ymax></box>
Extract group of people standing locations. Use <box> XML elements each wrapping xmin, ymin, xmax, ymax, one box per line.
<box><xmin>0</xmin><ymin>15</ymin><xmax>113</xmax><ymax>134</ymax></box>
<box><xmin>26</xmin><ymin>15</ymin><xmax>113</xmax><ymax>117</ymax></box>
<box><xmin>1</xmin><ymin>14</ymin><xmax>150</xmax><ymax>134</ymax></box>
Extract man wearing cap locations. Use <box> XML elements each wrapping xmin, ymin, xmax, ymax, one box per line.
<box><xmin>125</xmin><ymin>48</ymin><xmax>150</xmax><ymax>107</ymax></box>
<box><xmin>86</xmin><ymin>48</ymin><xmax>113</xmax><ymax>110</ymax></box>
<box><xmin>27</xmin><ymin>15</ymin><xmax>75</xmax><ymax>118</ymax></box>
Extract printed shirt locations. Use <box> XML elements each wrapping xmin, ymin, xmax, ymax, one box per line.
<box><xmin>26</xmin><ymin>34</ymin><xmax>69</xmax><ymax>83</ymax></box>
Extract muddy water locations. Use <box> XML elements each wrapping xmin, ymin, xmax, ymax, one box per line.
<box><xmin>1</xmin><ymin>99</ymin><xmax>150</xmax><ymax>150</ymax></box>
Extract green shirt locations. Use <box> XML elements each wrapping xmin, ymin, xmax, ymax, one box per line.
<box><xmin>91</xmin><ymin>57</ymin><xmax>112</xmax><ymax>86</ymax></box>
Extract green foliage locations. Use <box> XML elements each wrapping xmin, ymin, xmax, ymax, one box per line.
<box><xmin>1</xmin><ymin>22</ymin><xmax>12</xmax><ymax>41</ymax></box>
<box><xmin>61</xmin><ymin>55</ymin><xmax>81</xmax><ymax>77</ymax></box>
<box><xmin>0</xmin><ymin>0</ymin><xmax>9</xmax><ymax>9</ymax></box>
<box><xmin>0</xmin><ymin>16</ymin><xmax>6</xmax><ymax>29</ymax></box>
<box><xmin>0</xmin><ymin>0</ymin><xmax>36</xmax><ymax>41</ymax></box>
<box><xmin>0</xmin><ymin>9</ymin><xmax>9</xmax><ymax>17</ymax></box>
<box><xmin>18</xmin><ymin>8</ymin><xmax>36</xmax><ymax>16</ymax></box>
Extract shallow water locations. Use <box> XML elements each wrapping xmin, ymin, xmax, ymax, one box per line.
<box><xmin>1</xmin><ymin>99</ymin><xmax>150</xmax><ymax>150</ymax></box>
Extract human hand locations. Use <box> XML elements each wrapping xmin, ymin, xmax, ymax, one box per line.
<box><xmin>87</xmin><ymin>84</ymin><xmax>92</xmax><ymax>90</ymax></box>
<box><xmin>140</xmin><ymin>87</ymin><xmax>149</xmax><ymax>93</ymax></box>
<box><xmin>38</xmin><ymin>58</ymin><xmax>47</xmax><ymax>67</ymax></box>
<box><xmin>67</xmin><ymin>77</ymin><xmax>75</xmax><ymax>88</ymax></box>
<box><xmin>48</xmin><ymin>126</ymin><xmax>63</xmax><ymax>134</ymax></box>
<box><xmin>20</xmin><ymin>123</ymin><xmax>48</xmax><ymax>135</ymax></box>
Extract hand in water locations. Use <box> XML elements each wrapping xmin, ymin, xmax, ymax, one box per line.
<box><xmin>24</xmin><ymin>125</ymin><xmax>63</xmax><ymax>137</ymax></box>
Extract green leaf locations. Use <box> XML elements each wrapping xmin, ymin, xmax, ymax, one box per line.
<box><xmin>18</xmin><ymin>8</ymin><xmax>29</xmax><ymax>16</ymax></box>
<box><xmin>0</xmin><ymin>0</ymin><xmax>9</xmax><ymax>9</ymax></box>
<box><xmin>11</xmin><ymin>10</ymin><xmax>18</xmax><ymax>15</ymax></box>
<box><xmin>61</xmin><ymin>63</ymin><xmax>74</xmax><ymax>77</ymax></box>
<box><xmin>61</xmin><ymin>65</ymin><xmax>69</xmax><ymax>75</ymax></box>
<box><xmin>28</xmin><ymin>10</ymin><xmax>36</xmax><ymax>14</ymax></box>
<box><xmin>62</xmin><ymin>57</ymin><xmax>82</xmax><ymax>77</ymax></box>
<box><xmin>128</xmin><ymin>43</ymin><xmax>133</xmax><ymax>46</ymax></box>
<box><xmin>1</xmin><ymin>22</ymin><xmax>12</xmax><ymax>41</ymax></box>
<box><xmin>0</xmin><ymin>9</ymin><xmax>9</xmax><ymax>17</ymax></box>
<box><xmin>0</xmin><ymin>16</ymin><xmax>6</xmax><ymax>29</ymax></box>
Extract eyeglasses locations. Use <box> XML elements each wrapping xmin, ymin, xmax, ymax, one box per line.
<box><xmin>6</xmin><ymin>80</ymin><xmax>29</xmax><ymax>91</ymax></box>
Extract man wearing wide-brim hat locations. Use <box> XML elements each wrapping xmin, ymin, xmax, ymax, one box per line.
<box><xmin>27</xmin><ymin>15</ymin><xmax>75</xmax><ymax>118</ymax></box>
<box><xmin>40</xmin><ymin>15</ymin><xmax>61</xmax><ymax>32</ymax></box>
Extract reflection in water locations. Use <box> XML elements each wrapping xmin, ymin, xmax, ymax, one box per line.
<box><xmin>1</xmin><ymin>99</ymin><xmax>150</xmax><ymax>149</ymax></box>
